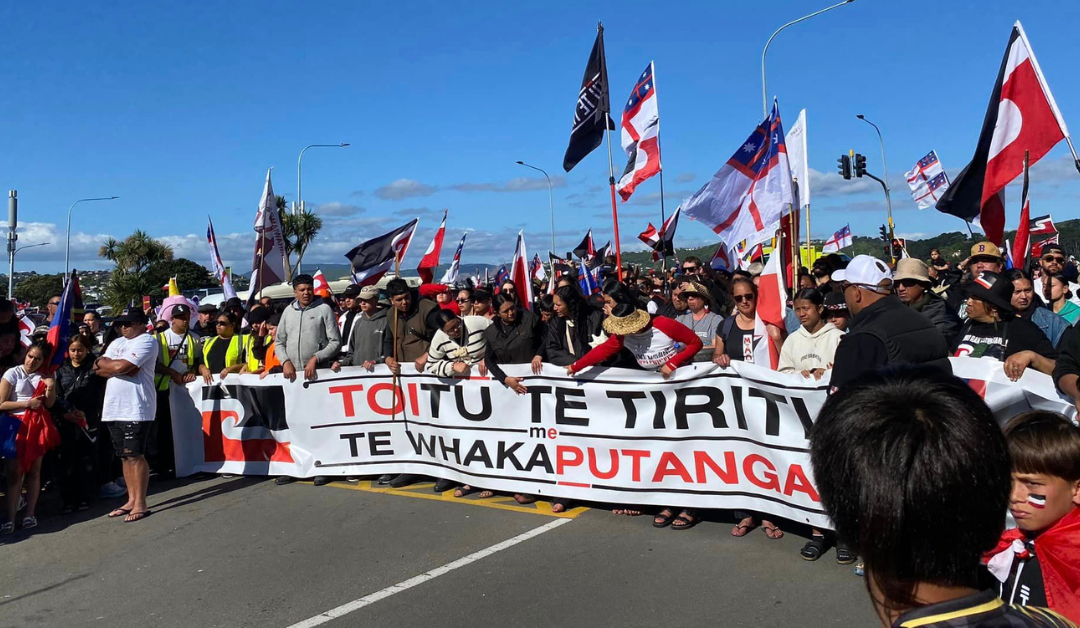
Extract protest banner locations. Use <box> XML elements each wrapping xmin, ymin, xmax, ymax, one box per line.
<box><xmin>171</xmin><ymin>358</ymin><xmax>1073</xmax><ymax>530</ymax></box>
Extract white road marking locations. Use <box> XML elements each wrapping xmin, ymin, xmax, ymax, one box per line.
<box><xmin>285</xmin><ymin>518</ymin><xmax>572</xmax><ymax>628</ymax></box>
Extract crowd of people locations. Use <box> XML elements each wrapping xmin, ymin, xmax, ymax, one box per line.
<box><xmin>3</xmin><ymin>242</ymin><xmax>1080</xmax><ymax>624</ymax></box>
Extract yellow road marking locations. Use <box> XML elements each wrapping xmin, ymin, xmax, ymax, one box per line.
<box><xmin>305</xmin><ymin>480</ymin><xmax>589</xmax><ymax>518</ymax></box>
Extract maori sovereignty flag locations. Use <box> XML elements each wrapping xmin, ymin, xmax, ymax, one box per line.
<box><xmin>345</xmin><ymin>219</ymin><xmax>418</xmax><ymax>286</ymax></box>
<box><xmin>563</xmin><ymin>24</ymin><xmax>615</xmax><ymax>172</ymax></box>
<box><xmin>936</xmin><ymin>21</ymin><xmax>1070</xmax><ymax>245</ymax></box>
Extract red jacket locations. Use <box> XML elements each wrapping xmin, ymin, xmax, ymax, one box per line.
<box><xmin>570</xmin><ymin>316</ymin><xmax>702</xmax><ymax>373</ymax></box>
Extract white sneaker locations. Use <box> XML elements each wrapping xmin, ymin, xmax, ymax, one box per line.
<box><xmin>100</xmin><ymin>482</ymin><xmax>126</xmax><ymax>499</ymax></box>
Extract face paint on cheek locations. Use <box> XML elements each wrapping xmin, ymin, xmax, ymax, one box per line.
<box><xmin>1028</xmin><ymin>493</ymin><xmax>1047</xmax><ymax>509</ymax></box>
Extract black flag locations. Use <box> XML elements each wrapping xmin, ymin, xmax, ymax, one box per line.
<box><xmin>563</xmin><ymin>24</ymin><xmax>615</xmax><ymax>172</ymax></box>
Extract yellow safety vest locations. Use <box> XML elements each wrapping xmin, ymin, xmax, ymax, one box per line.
<box><xmin>246</xmin><ymin>334</ymin><xmax>272</xmax><ymax>372</ymax></box>
<box><xmin>202</xmin><ymin>334</ymin><xmax>252</xmax><ymax>371</ymax></box>
<box><xmin>155</xmin><ymin>331</ymin><xmax>198</xmax><ymax>391</ymax></box>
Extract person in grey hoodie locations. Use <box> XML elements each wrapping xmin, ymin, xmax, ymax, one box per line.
<box><xmin>274</xmin><ymin>274</ymin><xmax>341</xmax><ymax>383</ymax></box>
<box><xmin>332</xmin><ymin>285</ymin><xmax>387</xmax><ymax>370</ymax></box>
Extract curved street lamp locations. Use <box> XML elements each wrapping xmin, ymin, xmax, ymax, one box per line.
<box><xmin>515</xmin><ymin>161</ymin><xmax>555</xmax><ymax>255</ymax></box>
<box><xmin>10</xmin><ymin>242</ymin><xmax>49</xmax><ymax>299</ymax></box>
<box><xmin>66</xmin><ymin>196</ymin><xmax>118</xmax><ymax>283</ymax></box>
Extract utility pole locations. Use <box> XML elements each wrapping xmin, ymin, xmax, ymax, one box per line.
<box><xmin>7</xmin><ymin>191</ymin><xmax>16</xmax><ymax>300</ymax></box>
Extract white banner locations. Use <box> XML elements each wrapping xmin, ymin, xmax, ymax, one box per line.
<box><xmin>171</xmin><ymin>358</ymin><xmax>1074</xmax><ymax>530</ymax></box>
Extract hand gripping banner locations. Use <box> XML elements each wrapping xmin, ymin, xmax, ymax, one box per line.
<box><xmin>170</xmin><ymin>358</ymin><xmax>1074</xmax><ymax>530</ymax></box>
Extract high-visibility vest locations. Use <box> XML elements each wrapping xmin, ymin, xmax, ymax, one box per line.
<box><xmin>202</xmin><ymin>334</ymin><xmax>252</xmax><ymax>371</ymax></box>
<box><xmin>154</xmin><ymin>331</ymin><xmax>198</xmax><ymax>391</ymax></box>
<box><xmin>264</xmin><ymin>335</ymin><xmax>281</xmax><ymax>372</ymax></box>
<box><xmin>246</xmin><ymin>334</ymin><xmax>273</xmax><ymax>372</ymax></box>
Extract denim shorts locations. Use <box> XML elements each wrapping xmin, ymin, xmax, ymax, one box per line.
<box><xmin>107</xmin><ymin>422</ymin><xmax>154</xmax><ymax>458</ymax></box>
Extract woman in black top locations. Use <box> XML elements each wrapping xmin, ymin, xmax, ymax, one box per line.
<box><xmin>953</xmin><ymin>271</ymin><xmax>1056</xmax><ymax>382</ymax></box>
<box><xmin>544</xmin><ymin>286</ymin><xmax>605</xmax><ymax>366</ymax></box>
<box><xmin>484</xmin><ymin>294</ymin><xmax>544</xmax><ymax>394</ymax></box>
<box><xmin>55</xmin><ymin>334</ymin><xmax>106</xmax><ymax>512</ymax></box>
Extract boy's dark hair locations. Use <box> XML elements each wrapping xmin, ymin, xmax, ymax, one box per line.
<box><xmin>385</xmin><ymin>278</ymin><xmax>410</xmax><ymax>298</ymax></box>
<box><xmin>810</xmin><ymin>366</ymin><xmax>1011</xmax><ymax>616</ymax></box>
<box><xmin>537</xmin><ymin>294</ymin><xmax>555</xmax><ymax>314</ymax></box>
<box><xmin>1003</xmin><ymin>411</ymin><xmax>1080</xmax><ymax>482</ymax></box>
<box><xmin>292</xmin><ymin>274</ymin><xmax>314</xmax><ymax>288</ymax></box>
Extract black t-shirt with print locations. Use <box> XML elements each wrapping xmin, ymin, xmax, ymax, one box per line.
<box><xmin>952</xmin><ymin>317</ymin><xmax>1057</xmax><ymax>361</ymax></box>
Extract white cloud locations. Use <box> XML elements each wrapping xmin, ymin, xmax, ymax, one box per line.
<box><xmin>313</xmin><ymin>202</ymin><xmax>365</xmax><ymax>217</ymax></box>
<box><xmin>374</xmin><ymin>179</ymin><xmax>437</xmax><ymax>200</ymax></box>
<box><xmin>675</xmin><ymin>173</ymin><xmax>696</xmax><ymax>183</ymax></box>
<box><xmin>449</xmin><ymin>176</ymin><xmax>567</xmax><ymax>193</ymax></box>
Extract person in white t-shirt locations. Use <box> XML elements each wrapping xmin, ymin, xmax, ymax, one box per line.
<box><xmin>93</xmin><ymin>308</ymin><xmax>158</xmax><ymax>523</ymax></box>
<box><xmin>0</xmin><ymin>341</ymin><xmax>56</xmax><ymax>534</ymax></box>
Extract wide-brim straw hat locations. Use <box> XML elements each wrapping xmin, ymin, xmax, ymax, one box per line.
<box><xmin>681</xmin><ymin>281</ymin><xmax>714</xmax><ymax>307</ymax></box>
<box><xmin>602</xmin><ymin>308</ymin><xmax>652</xmax><ymax>336</ymax></box>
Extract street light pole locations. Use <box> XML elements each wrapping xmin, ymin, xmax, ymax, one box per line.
<box><xmin>515</xmin><ymin>161</ymin><xmax>555</xmax><ymax>255</ymax></box>
<box><xmin>856</xmin><ymin>114</ymin><xmax>895</xmax><ymax>247</ymax></box>
<box><xmin>296</xmin><ymin>143</ymin><xmax>350</xmax><ymax>217</ymax></box>
<box><xmin>761</xmin><ymin>0</ymin><xmax>855</xmax><ymax>119</ymax></box>
<box><xmin>9</xmin><ymin>242</ymin><xmax>48</xmax><ymax>300</ymax></box>
<box><xmin>65</xmin><ymin>196</ymin><xmax>118</xmax><ymax>284</ymax></box>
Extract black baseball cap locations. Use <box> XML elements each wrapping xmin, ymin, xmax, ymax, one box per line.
<box><xmin>114</xmin><ymin>308</ymin><xmax>149</xmax><ymax>324</ymax></box>
<box><xmin>170</xmin><ymin>304</ymin><xmax>191</xmax><ymax>318</ymax></box>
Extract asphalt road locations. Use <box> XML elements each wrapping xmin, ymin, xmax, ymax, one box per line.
<box><xmin>1</xmin><ymin>475</ymin><xmax>876</xmax><ymax>628</ymax></box>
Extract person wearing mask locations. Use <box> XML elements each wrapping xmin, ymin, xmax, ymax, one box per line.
<box><xmin>151</xmin><ymin>304</ymin><xmax>201</xmax><ymax>479</ymax></box>
<box><xmin>953</xmin><ymin>271</ymin><xmax>1057</xmax><ymax>382</ymax></box>
<box><xmin>332</xmin><ymin>286</ymin><xmax>388</xmax><ymax>372</ymax></box>
<box><xmin>193</xmin><ymin>303</ymin><xmax>218</xmax><ymax>339</ymax></box>
<box><xmin>675</xmin><ymin>282</ymin><xmax>723</xmax><ymax>362</ymax></box>
<box><xmin>336</xmin><ymin>285</ymin><xmax>363</xmax><ymax>357</ymax></box>
<box><xmin>1042</xmin><ymin>274</ymin><xmax>1080</xmax><ymax>325</ymax></box>
<box><xmin>380</xmin><ymin>277</ymin><xmax>438</xmax><ymax>489</ymax></box>
<box><xmin>823</xmin><ymin>292</ymin><xmax>850</xmax><ymax>332</ymax></box>
<box><xmin>894</xmin><ymin>258</ymin><xmax>962</xmax><ymax>346</ymax></box>
<box><xmin>198</xmin><ymin>311</ymin><xmax>250</xmax><ymax>383</ymax></box>
<box><xmin>55</xmin><ymin>335</ymin><xmax>106</xmax><ymax>513</ymax></box>
<box><xmin>94</xmin><ymin>308</ymin><xmax>158</xmax><ymax>524</ymax></box>
<box><xmin>1008</xmin><ymin>269</ymin><xmax>1069</xmax><ymax>347</ymax></box>
<box><xmin>810</xmin><ymin>367</ymin><xmax>1069</xmax><ymax>628</ymax></box>
<box><xmin>829</xmin><ymin>255</ymin><xmax>951</xmax><ymax>391</ymax></box>
<box><xmin>0</xmin><ymin>341</ymin><xmax>57</xmax><ymax>533</ymax></box>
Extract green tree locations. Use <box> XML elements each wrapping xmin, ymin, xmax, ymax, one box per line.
<box><xmin>99</xmin><ymin>230</ymin><xmax>174</xmax><ymax>309</ymax></box>
<box><xmin>144</xmin><ymin>258</ymin><xmax>216</xmax><ymax>295</ymax></box>
<box><xmin>280</xmin><ymin>209</ymin><xmax>323</xmax><ymax>277</ymax></box>
<box><xmin>13</xmin><ymin>273</ymin><xmax>63</xmax><ymax>308</ymax></box>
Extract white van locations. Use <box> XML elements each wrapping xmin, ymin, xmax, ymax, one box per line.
<box><xmin>198</xmin><ymin>275</ymin><xmax>421</xmax><ymax>308</ymax></box>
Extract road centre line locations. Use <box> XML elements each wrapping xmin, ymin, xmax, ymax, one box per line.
<box><xmin>284</xmin><ymin>518</ymin><xmax>572</xmax><ymax>628</ymax></box>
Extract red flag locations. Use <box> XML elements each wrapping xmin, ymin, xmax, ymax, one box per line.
<box><xmin>510</xmin><ymin>231</ymin><xmax>534</xmax><ymax>311</ymax></box>
<box><xmin>417</xmin><ymin>210</ymin><xmax>447</xmax><ymax>284</ymax></box>
<box><xmin>936</xmin><ymin>22</ymin><xmax>1069</xmax><ymax>245</ymax></box>
<box><xmin>1012</xmin><ymin>155</ymin><xmax>1032</xmax><ymax>269</ymax></box>
<box><xmin>16</xmin><ymin>380</ymin><xmax>60</xmax><ymax>473</ymax></box>
<box><xmin>312</xmin><ymin>269</ymin><xmax>332</xmax><ymax>298</ymax></box>
<box><xmin>753</xmin><ymin>252</ymin><xmax>786</xmax><ymax>369</ymax></box>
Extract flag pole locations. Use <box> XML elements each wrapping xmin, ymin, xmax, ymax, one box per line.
<box><xmin>598</xmin><ymin>22</ymin><xmax>623</xmax><ymax>282</ymax></box>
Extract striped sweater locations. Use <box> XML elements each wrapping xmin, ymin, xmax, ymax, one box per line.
<box><xmin>426</xmin><ymin>316</ymin><xmax>492</xmax><ymax>377</ymax></box>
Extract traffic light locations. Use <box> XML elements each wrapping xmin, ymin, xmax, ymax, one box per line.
<box><xmin>854</xmin><ymin>153</ymin><xmax>868</xmax><ymax>178</ymax></box>
<box><xmin>879</xmin><ymin>225</ymin><xmax>888</xmax><ymax>240</ymax></box>
<box><xmin>837</xmin><ymin>154</ymin><xmax>852</xmax><ymax>180</ymax></box>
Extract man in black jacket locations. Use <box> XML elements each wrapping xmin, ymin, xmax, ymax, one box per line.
<box><xmin>830</xmin><ymin>256</ymin><xmax>951</xmax><ymax>391</ymax></box>
<box><xmin>894</xmin><ymin>258</ymin><xmax>961</xmax><ymax>346</ymax></box>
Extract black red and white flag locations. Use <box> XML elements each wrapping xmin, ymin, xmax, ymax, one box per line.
<box><xmin>936</xmin><ymin>21</ymin><xmax>1071</xmax><ymax>245</ymax></box>
<box><xmin>345</xmin><ymin>219</ymin><xmax>418</xmax><ymax>286</ymax></box>
<box><xmin>417</xmin><ymin>209</ymin><xmax>447</xmax><ymax>284</ymax></box>
<box><xmin>563</xmin><ymin>24</ymin><xmax>615</xmax><ymax>173</ymax></box>
<box><xmin>617</xmin><ymin>62</ymin><xmax>661</xmax><ymax>200</ymax></box>
<box><xmin>1012</xmin><ymin>156</ymin><xmax>1032</xmax><ymax>269</ymax></box>
<box><xmin>637</xmin><ymin>207</ymin><xmax>680</xmax><ymax>261</ymax></box>
<box><xmin>1030</xmin><ymin>214</ymin><xmax>1056</xmax><ymax>235</ymax></box>
<box><xmin>572</xmin><ymin>230</ymin><xmax>595</xmax><ymax>263</ymax></box>
<box><xmin>510</xmin><ymin>231</ymin><xmax>534</xmax><ymax>310</ymax></box>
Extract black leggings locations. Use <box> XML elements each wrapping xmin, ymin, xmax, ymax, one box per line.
<box><xmin>57</xmin><ymin>421</ymin><xmax>98</xmax><ymax>506</ymax></box>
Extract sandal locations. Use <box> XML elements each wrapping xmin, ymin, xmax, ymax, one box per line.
<box><xmin>836</xmin><ymin>542</ymin><xmax>857</xmax><ymax>565</ymax></box>
<box><xmin>731</xmin><ymin>517</ymin><xmax>757</xmax><ymax>537</ymax></box>
<box><xmin>454</xmin><ymin>485</ymin><xmax>479</xmax><ymax>498</ymax></box>
<box><xmin>477</xmin><ymin>490</ymin><xmax>495</xmax><ymax>499</ymax></box>
<box><xmin>551</xmin><ymin>498</ymin><xmax>570</xmax><ymax>513</ymax></box>
<box><xmin>801</xmin><ymin>535</ymin><xmax>826</xmax><ymax>561</ymax></box>
<box><xmin>108</xmin><ymin>508</ymin><xmax>133</xmax><ymax>518</ymax></box>
<box><xmin>21</xmin><ymin>516</ymin><xmax>37</xmax><ymax>530</ymax></box>
<box><xmin>125</xmin><ymin>510</ymin><xmax>151</xmax><ymax>523</ymax></box>
<box><xmin>513</xmin><ymin>494</ymin><xmax>537</xmax><ymax>505</ymax></box>
<box><xmin>77</xmin><ymin>502</ymin><xmax>91</xmax><ymax>512</ymax></box>
<box><xmin>61</xmin><ymin>504</ymin><xmax>75</xmax><ymax>515</ymax></box>
<box><xmin>653</xmin><ymin>508</ymin><xmax>677</xmax><ymax>528</ymax></box>
<box><xmin>671</xmin><ymin>510</ymin><xmax>700</xmax><ymax>531</ymax></box>
<box><xmin>762</xmin><ymin>523</ymin><xmax>784</xmax><ymax>540</ymax></box>
<box><xmin>0</xmin><ymin>521</ymin><xmax>13</xmax><ymax>535</ymax></box>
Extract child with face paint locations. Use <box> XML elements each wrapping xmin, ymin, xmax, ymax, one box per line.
<box><xmin>983</xmin><ymin>411</ymin><xmax>1080</xmax><ymax>621</ymax></box>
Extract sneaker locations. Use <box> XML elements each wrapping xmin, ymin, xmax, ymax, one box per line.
<box><xmin>377</xmin><ymin>474</ymin><xmax>395</xmax><ymax>485</ymax></box>
<box><xmin>274</xmin><ymin>476</ymin><xmax>296</xmax><ymax>486</ymax></box>
<box><xmin>220</xmin><ymin>474</ymin><xmax>236</xmax><ymax>479</ymax></box>
<box><xmin>345</xmin><ymin>476</ymin><xmax>360</xmax><ymax>484</ymax></box>
<box><xmin>433</xmin><ymin>478</ymin><xmax>456</xmax><ymax>493</ymax></box>
<box><xmin>100</xmin><ymin>482</ymin><xmax>127</xmax><ymax>499</ymax></box>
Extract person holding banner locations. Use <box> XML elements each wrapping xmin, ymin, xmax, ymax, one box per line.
<box><xmin>544</xmin><ymin>286</ymin><xmax>605</xmax><ymax>368</ymax></box>
<box><xmin>425</xmin><ymin>310</ymin><xmax>491</xmax><ymax>378</ymax></box>
<box><xmin>483</xmin><ymin>293</ymin><xmax>545</xmax><ymax>396</ymax></box>
<box><xmin>198</xmin><ymin>312</ymin><xmax>250</xmax><ymax>384</ymax></box>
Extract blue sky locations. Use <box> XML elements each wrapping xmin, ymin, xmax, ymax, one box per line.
<box><xmin>2</xmin><ymin>1</ymin><xmax>1080</xmax><ymax>274</ymax></box>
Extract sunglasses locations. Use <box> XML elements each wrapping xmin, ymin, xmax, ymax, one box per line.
<box><xmin>118</xmin><ymin>321</ymin><xmax>137</xmax><ymax>328</ymax></box>
<box><xmin>456</xmin><ymin>298</ymin><xmax>471</xmax><ymax>303</ymax></box>
<box><xmin>733</xmin><ymin>294</ymin><xmax>755</xmax><ymax>303</ymax></box>
<box><xmin>681</xmin><ymin>267</ymin><xmax>699</xmax><ymax>273</ymax></box>
<box><xmin>897</xmin><ymin>278</ymin><xmax>925</xmax><ymax>288</ymax></box>
<box><xmin>216</xmin><ymin>321</ymin><xmax>231</xmax><ymax>327</ymax></box>
<box><xmin>1043</xmin><ymin>256</ymin><xmax>1066</xmax><ymax>263</ymax></box>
